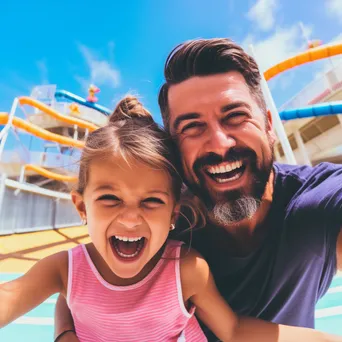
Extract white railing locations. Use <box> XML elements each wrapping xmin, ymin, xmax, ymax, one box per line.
<box><xmin>280</xmin><ymin>62</ymin><xmax>342</xmax><ymax>111</ymax></box>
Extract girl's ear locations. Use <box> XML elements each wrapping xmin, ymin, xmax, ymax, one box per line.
<box><xmin>171</xmin><ymin>204</ymin><xmax>181</xmax><ymax>225</ymax></box>
<box><xmin>71</xmin><ymin>191</ymin><xmax>87</xmax><ymax>221</ymax></box>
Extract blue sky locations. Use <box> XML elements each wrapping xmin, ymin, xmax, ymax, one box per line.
<box><xmin>0</xmin><ymin>0</ymin><xmax>341</xmax><ymax>141</ymax></box>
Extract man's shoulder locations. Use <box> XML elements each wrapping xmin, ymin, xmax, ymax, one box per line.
<box><xmin>275</xmin><ymin>161</ymin><xmax>342</xmax><ymax>220</ymax></box>
<box><xmin>274</xmin><ymin>161</ymin><xmax>342</xmax><ymax>184</ymax></box>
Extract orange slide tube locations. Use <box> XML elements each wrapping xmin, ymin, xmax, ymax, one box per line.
<box><xmin>18</xmin><ymin>96</ymin><xmax>99</xmax><ymax>132</ymax></box>
<box><xmin>0</xmin><ymin>113</ymin><xmax>85</xmax><ymax>148</ymax></box>
<box><xmin>264</xmin><ymin>43</ymin><xmax>342</xmax><ymax>81</ymax></box>
<box><xmin>24</xmin><ymin>164</ymin><xmax>77</xmax><ymax>182</ymax></box>
<box><xmin>0</xmin><ymin>112</ymin><xmax>80</xmax><ymax>182</ymax></box>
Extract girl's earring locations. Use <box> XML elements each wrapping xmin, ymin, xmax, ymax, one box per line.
<box><xmin>82</xmin><ymin>217</ymin><xmax>87</xmax><ymax>225</ymax></box>
<box><xmin>170</xmin><ymin>224</ymin><xmax>175</xmax><ymax>231</ymax></box>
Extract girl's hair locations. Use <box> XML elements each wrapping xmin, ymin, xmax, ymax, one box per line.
<box><xmin>76</xmin><ymin>95</ymin><xmax>205</xmax><ymax>233</ymax></box>
<box><xmin>76</xmin><ymin>95</ymin><xmax>182</xmax><ymax>202</ymax></box>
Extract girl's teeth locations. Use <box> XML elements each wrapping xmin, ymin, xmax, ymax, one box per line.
<box><xmin>115</xmin><ymin>248</ymin><xmax>139</xmax><ymax>258</ymax></box>
<box><xmin>114</xmin><ymin>236</ymin><xmax>142</xmax><ymax>242</ymax></box>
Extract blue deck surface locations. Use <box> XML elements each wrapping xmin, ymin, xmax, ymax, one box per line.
<box><xmin>1</xmin><ymin>273</ymin><xmax>341</xmax><ymax>341</ymax></box>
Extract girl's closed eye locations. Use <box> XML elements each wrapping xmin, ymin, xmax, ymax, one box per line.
<box><xmin>97</xmin><ymin>194</ymin><xmax>121</xmax><ymax>206</ymax></box>
<box><xmin>142</xmin><ymin>197</ymin><xmax>165</xmax><ymax>209</ymax></box>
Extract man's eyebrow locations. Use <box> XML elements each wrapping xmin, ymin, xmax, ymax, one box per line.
<box><xmin>221</xmin><ymin>102</ymin><xmax>252</xmax><ymax>113</ymax></box>
<box><xmin>173</xmin><ymin>112</ymin><xmax>201</xmax><ymax>131</ymax></box>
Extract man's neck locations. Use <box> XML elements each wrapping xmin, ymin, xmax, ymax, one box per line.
<box><xmin>208</xmin><ymin>170</ymin><xmax>275</xmax><ymax>256</ymax></box>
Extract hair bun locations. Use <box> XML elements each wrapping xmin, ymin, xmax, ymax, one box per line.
<box><xmin>109</xmin><ymin>95</ymin><xmax>153</xmax><ymax>124</ymax></box>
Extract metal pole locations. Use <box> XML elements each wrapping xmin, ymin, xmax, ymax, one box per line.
<box><xmin>0</xmin><ymin>98</ymin><xmax>19</xmax><ymax>160</ymax></box>
<box><xmin>293</xmin><ymin>130</ymin><xmax>311</xmax><ymax>166</ymax></box>
<box><xmin>249</xmin><ymin>45</ymin><xmax>297</xmax><ymax>165</ymax></box>
<box><xmin>0</xmin><ymin>173</ymin><xmax>7</xmax><ymax>222</ymax></box>
<box><xmin>337</xmin><ymin>114</ymin><xmax>342</xmax><ymax>129</ymax></box>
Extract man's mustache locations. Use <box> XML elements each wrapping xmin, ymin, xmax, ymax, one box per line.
<box><xmin>193</xmin><ymin>148</ymin><xmax>256</xmax><ymax>173</ymax></box>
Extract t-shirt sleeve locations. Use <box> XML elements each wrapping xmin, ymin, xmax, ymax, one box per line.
<box><xmin>285</xmin><ymin>162</ymin><xmax>342</xmax><ymax>295</ymax></box>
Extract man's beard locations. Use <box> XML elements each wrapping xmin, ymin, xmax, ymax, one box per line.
<box><xmin>187</xmin><ymin>146</ymin><xmax>274</xmax><ymax>227</ymax></box>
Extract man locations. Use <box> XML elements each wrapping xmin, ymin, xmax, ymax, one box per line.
<box><xmin>54</xmin><ymin>38</ymin><xmax>342</xmax><ymax>341</ymax></box>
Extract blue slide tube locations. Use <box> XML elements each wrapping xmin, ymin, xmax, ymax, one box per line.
<box><xmin>279</xmin><ymin>102</ymin><xmax>342</xmax><ymax>121</ymax></box>
<box><xmin>55</xmin><ymin>90</ymin><xmax>111</xmax><ymax>115</ymax></box>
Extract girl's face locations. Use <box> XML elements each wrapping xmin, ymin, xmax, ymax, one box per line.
<box><xmin>72</xmin><ymin>156</ymin><xmax>178</xmax><ymax>279</ymax></box>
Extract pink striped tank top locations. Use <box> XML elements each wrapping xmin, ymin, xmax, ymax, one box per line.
<box><xmin>67</xmin><ymin>240</ymin><xmax>207</xmax><ymax>341</ymax></box>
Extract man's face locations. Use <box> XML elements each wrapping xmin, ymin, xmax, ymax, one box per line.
<box><xmin>167</xmin><ymin>72</ymin><xmax>276</xmax><ymax>226</ymax></box>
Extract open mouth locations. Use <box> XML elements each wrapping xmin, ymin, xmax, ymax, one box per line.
<box><xmin>205</xmin><ymin>159</ymin><xmax>246</xmax><ymax>183</ymax></box>
<box><xmin>110</xmin><ymin>236</ymin><xmax>146</xmax><ymax>261</ymax></box>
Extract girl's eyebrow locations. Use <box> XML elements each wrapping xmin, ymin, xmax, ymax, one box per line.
<box><xmin>146</xmin><ymin>190</ymin><xmax>170</xmax><ymax>197</ymax></box>
<box><xmin>93</xmin><ymin>186</ymin><xmax>170</xmax><ymax>197</ymax></box>
<box><xmin>93</xmin><ymin>184</ymin><xmax>117</xmax><ymax>192</ymax></box>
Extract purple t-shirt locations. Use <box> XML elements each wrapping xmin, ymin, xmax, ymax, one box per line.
<box><xmin>176</xmin><ymin>162</ymin><xmax>342</xmax><ymax>340</ymax></box>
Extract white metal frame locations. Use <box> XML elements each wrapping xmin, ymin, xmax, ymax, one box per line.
<box><xmin>5</xmin><ymin>178</ymin><xmax>71</xmax><ymax>200</ymax></box>
<box><xmin>0</xmin><ymin>98</ymin><xmax>19</xmax><ymax>160</ymax></box>
<box><xmin>249</xmin><ymin>45</ymin><xmax>297</xmax><ymax>165</ymax></box>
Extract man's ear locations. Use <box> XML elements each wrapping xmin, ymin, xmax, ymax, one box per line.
<box><xmin>71</xmin><ymin>191</ymin><xmax>87</xmax><ymax>220</ymax></box>
<box><xmin>266</xmin><ymin>110</ymin><xmax>277</xmax><ymax>144</ymax></box>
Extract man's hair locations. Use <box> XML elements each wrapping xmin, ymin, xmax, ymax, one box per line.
<box><xmin>158</xmin><ymin>38</ymin><xmax>267</xmax><ymax>130</ymax></box>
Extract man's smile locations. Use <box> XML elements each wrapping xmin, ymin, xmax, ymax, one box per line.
<box><xmin>204</xmin><ymin>159</ymin><xmax>246</xmax><ymax>183</ymax></box>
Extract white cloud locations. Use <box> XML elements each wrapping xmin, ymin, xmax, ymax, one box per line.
<box><xmin>326</xmin><ymin>0</ymin><xmax>342</xmax><ymax>23</ymax></box>
<box><xmin>242</xmin><ymin>23</ymin><xmax>312</xmax><ymax>72</ymax></box>
<box><xmin>36</xmin><ymin>59</ymin><xmax>49</xmax><ymax>84</ymax></box>
<box><xmin>247</xmin><ymin>0</ymin><xmax>278</xmax><ymax>31</ymax></box>
<box><xmin>77</xmin><ymin>43</ymin><xmax>120</xmax><ymax>91</ymax></box>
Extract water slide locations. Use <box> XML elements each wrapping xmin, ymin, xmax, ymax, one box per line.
<box><xmin>55</xmin><ymin>90</ymin><xmax>111</xmax><ymax>115</ymax></box>
<box><xmin>279</xmin><ymin>102</ymin><xmax>342</xmax><ymax>120</ymax></box>
<box><xmin>1</xmin><ymin>96</ymin><xmax>102</xmax><ymax>183</ymax></box>
<box><xmin>19</xmin><ymin>97</ymin><xmax>99</xmax><ymax>132</ymax></box>
<box><xmin>24</xmin><ymin>164</ymin><xmax>77</xmax><ymax>182</ymax></box>
<box><xmin>264</xmin><ymin>42</ymin><xmax>342</xmax><ymax>80</ymax></box>
<box><xmin>0</xmin><ymin>112</ymin><xmax>83</xmax><ymax>182</ymax></box>
<box><xmin>0</xmin><ymin>113</ymin><xmax>84</xmax><ymax>148</ymax></box>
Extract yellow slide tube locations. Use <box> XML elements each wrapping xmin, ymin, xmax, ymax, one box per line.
<box><xmin>18</xmin><ymin>96</ymin><xmax>99</xmax><ymax>132</ymax></box>
<box><xmin>24</xmin><ymin>164</ymin><xmax>77</xmax><ymax>182</ymax></box>
<box><xmin>264</xmin><ymin>43</ymin><xmax>342</xmax><ymax>81</ymax></box>
<box><xmin>0</xmin><ymin>113</ymin><xmax>85</xmax><ymax>149</ymax></box>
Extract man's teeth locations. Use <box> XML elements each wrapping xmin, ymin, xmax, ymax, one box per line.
<box><xmin>114</xmin><ymin>236</ymin><xmax>143</xmax><ymax>242</ymax></box>
<box><xmin>207</xmin><ymin>160</ymin><xmax>243</xmax><ymax>175</ymax></box>
<box><xmin>217</xmin><ymin>174</ymin><xmax>240</xmax><ymax>183</ymax></box>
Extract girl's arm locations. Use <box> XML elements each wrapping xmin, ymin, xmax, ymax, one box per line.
<box><xmin>54</xmin><ymin>294</ymin><xmax>78</xmax><ymax>341</ymax></box>
<box><xmin>0</xmin><ymin>251</ymin><xmax>67</xmax><ymax>328</ymax></box>
<box><xmin>180</xmin><ymin>247</ymin><xmax>342</xmax><ymax>342</ymax></box>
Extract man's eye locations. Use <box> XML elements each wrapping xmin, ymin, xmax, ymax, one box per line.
<box><xmin>181</xmin><ymin>122</ymin><xmax>205</xmax><ymax>134</ymax></box>
<box><xmin>142</xmin><ymin>197</ymin><xmax>165</xmax><ymax>208</ymax></box>
<box><xmin>223</xmin><ymin>112</ymin><xmax>247</xmax><ymax>124</ymax></box>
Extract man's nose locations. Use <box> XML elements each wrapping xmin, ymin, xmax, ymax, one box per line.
<box><xmin>204</xmin><ymin>126</ymin><xmax>236</xmax><ymax>156</ymax></box>
<box><xmin>116</xmin><ymin>207</ymin><xmax>143</xmax><ymax>229</ymax></box>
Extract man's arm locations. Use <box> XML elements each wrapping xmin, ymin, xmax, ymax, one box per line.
<box><xmin>337</xmin><ymin>229</ymin><xmax>342</xmax><ymax>271</ymax></box>
<box><xmin>54</xmin><ymin>295</ymin><xmax>79</xmax><ymax>341</ymax></box>
<box><xmin>181</xmin><ymin>247</ymin><xmax>342</xmax><ymax>342</ymax></box>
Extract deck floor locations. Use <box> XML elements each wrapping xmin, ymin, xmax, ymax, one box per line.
<box><xmin>1</xmin><ymin>227</ymin><xmax>341</xmax><ymax>340</ymax></box>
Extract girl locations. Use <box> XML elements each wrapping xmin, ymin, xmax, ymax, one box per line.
<box><xmin>0</xmin><ymin>96</ymin><xmax>340</xmax><ymax>342</ymax></box>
